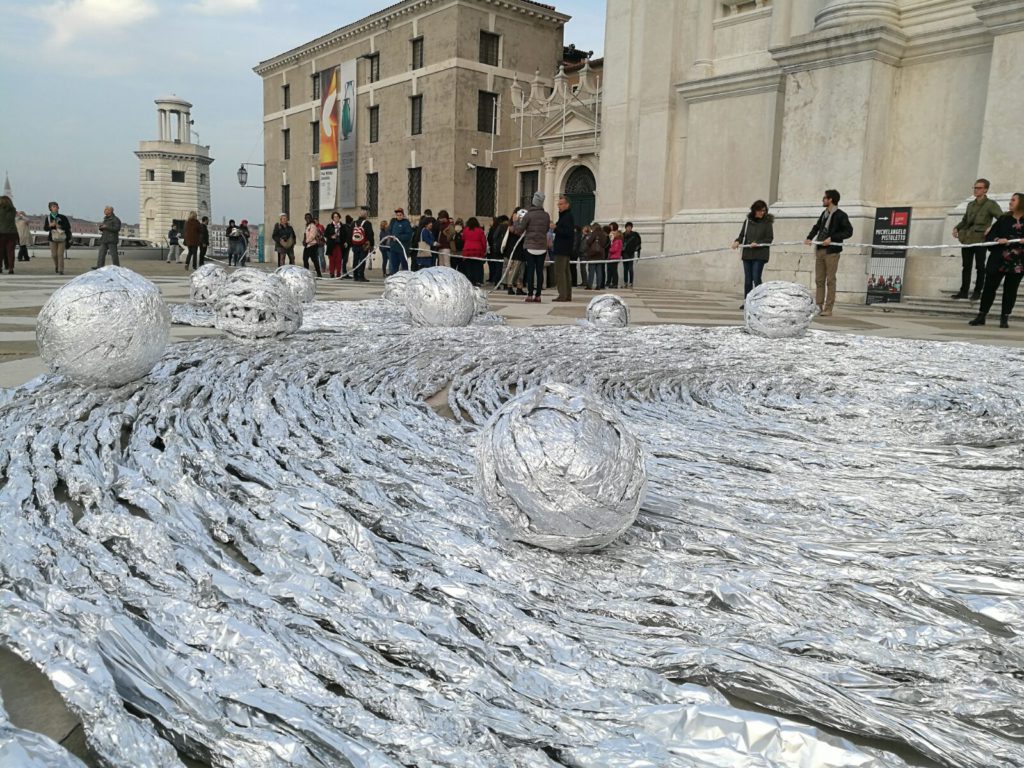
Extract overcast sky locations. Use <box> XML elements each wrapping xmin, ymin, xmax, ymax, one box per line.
<box><xmin>0</xmin><ymin>0</ymin><xmax>605</xmax><ymax>227</ymax></box>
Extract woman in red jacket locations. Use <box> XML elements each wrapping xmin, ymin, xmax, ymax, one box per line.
<box><xmin>460</xmin><ymin>216</ymin><xmax>488</xmax><ymax>286</ymax></box>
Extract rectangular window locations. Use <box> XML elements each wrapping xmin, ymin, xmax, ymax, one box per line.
<box><xmin>475</xmin><ymin>167</ymin><xmax>497</xmax><ymax>217</ymax></box>
<box><xmin>477</xmin><ymin>91</ymin><xmax>497</xmax><ymax>134</ymax></box>
<box><xmin>171</xmin><ymin>170</ymin><xmax>185</xmax><ymax>183</ymax></box>
<box><xmin>146</xmin><ymin>169</ymin><xmax>155</xmax><ymax>181</ymax></box>
<box><xmin>281</xmin><ymin>184</ymin><xmax>290</xmax><ymax>218</ymax></box>
<box><xmin>479</xmin><ymin>31</ymin><xmax>500</xmax><ymax>66</ymax></box>
<box><xmin>282</xmin><ymin>128</ymin><xmax>290</xmax><ymax>160</ymax></box>
<box><xmin>311</xmin><ymin>121</ymin><xmax>320</xmax><ymax>154</ymax></box>
<box><xmin>312</xmin><ymin>73</ymin><xmax>321</xmax><ymax>100</ymax></box>
<box><xmin>408</xmin><ymin>167</ymin><xmax>422</xmax><ymax>216</ymax></box>
<box><xmin>369</xmin><ymin>105</ymin><xmax>379</xmax><ymax>143</ymax></box>
<box><xmin>365</xmin><ymin>173</ymin><xmax>378</xmax><ymax>218</ymax></box>
<box><xmin>282</xmin><ymin>84</ymin><xmax>290</xmax><ymax>109</ymax></box>
<box><xmin>519</xmin><ymin>170</ymin><xmax>539</xmax><ymax>209</ymax></box>
<box><xmin>309</xmin><ymin>180</ymin><xmax>319</xmax><ymax>213</ymax></box>
<box><xmin>410</xmin><ymin>95</ymin><xmax>423</xmax><ymax>136</ymax></box>
<box><xmin>367</xmin><ymin>53</ymin><xmax>380</xmax><ymax>83</ymax></box>
<box><xmin>200</xmin><ymin>173</ymin><xmax>207</xmax><ymax>185</ymax></box>
<box><xmin>411</xmin><ymin>36</ymin><xmax>424</xmax><ymax>70</ymax></box>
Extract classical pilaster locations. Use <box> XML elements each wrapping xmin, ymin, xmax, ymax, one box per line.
<box><xmin>814</xmin><ymin>0</ymin><xmax>901</xmax><ymax>31</ymax></box>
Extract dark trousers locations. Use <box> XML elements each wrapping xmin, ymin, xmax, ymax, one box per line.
<box><xmin>185</xmin><ymin>245</ymin><xmax>200</xmax><ymax>269</ymax></box>
<box><xmin>587</xmin><ymin>262</ymin><xmax>605</xmax><ymax>290</ymax></box>
<box><xmin>570</xmin><ymin>260</ymin><xmax>579</xmax><ymax>286</ymax></box>
<box><xmin>743</xmin><ymin>259</ymin><xmax>766</xmax><ymax>296</ymax></box>
<box><xmin>623</xmin><ymin>256</ymin><xmax>635</xmax><ymax>286</ymax></box>
<box><xmin>303</xmin><ymin>245</ymin><xmax>322</xmax><ymax>277</ymax></box>
<box><xmin>0</xmin><ymin>234</ymin><xmax>16</xmax><ymax>271</ymax></box>
<box><xmin>961</xmin><ymin>246</ymin><xmax>987</xmax><ymax>296</ymax></box>
<box><xmin>464</xmin><ymin>258</ymin><xmax>485</xmax><ymax>285</ymax></box>
<box><xmin>606</xmin><ymin>261</ymin><xmax>620</xmax><ymax>288</ymax></box>
<box><xmin>978</xmin><ymin>259</ymin><xmax>1024</xmax><ymax>318</ymax></box>
<box><xmin>488</xmin><ymin>255</ymin><xmax>502</xmax><ymax>283</ymax></box>
<box><xmin>524</xmin><ymin>252</ymin><xmax>547</xmax><ymax>297</ymax></box>
<box><xmin>18</xmin><ymin>244</ymin><xmax>29</xmax><ymax>261</ymax></box>
<box><xmin>199</xmin><ymin>245</ymin><xmax>208</xmax><ymax>266</ymax></box>
<box><xmin>352</xmin><ymin>246</ymin><xmax>367</xmax><ymax>280</ymax></box>
<box><xmin>554</xmin><ymin>254</ymin><xmax>572</xmax><ymax>300</ymax></box>
<box><xmin>96</xmin><ymin>242</ymin><xmax>120</xmax><ymax>268</ymax></box>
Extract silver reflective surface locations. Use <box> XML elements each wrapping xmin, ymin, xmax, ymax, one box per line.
<box><xmin>745</xmin><ymin>281</ymin><xmax>818</xmax><ymax>338</ymax></box>
<box><xmin>189</xmin><ymin>263</ymin><xmax>228</xmax><ymax>306</ymax></box>
<box><xmin>586</xmin><ymin>293</ymin><xmax>630</xmax><ymax>328</ymax></box>
<box><xmin>274</xmin><ymin>264</ymin><xmax>318</xmax><ymax>304</ymax></box>
<box><xmin>3</xmin><ymin>316</ymin><xmax>1024</xmax><ymax>767</ymax></box>
<box><xmin>213</xmin><ymin>267</ymin><xmax>302</xmax><ymax>341</ymax></box>
<box><xmin>383</xmin><ymin>271</ymin><xmax>413</xmax><ymax>304</ymax></box>
<box><xmin>35</xmin><ymin>266</ymin><xmax>170</xmax><ymax>387</ymax></box>
<box><xmin>406</xmin><ymin>266</ymin><xmax>476</xmax><ymax>327</ymax></box>
<box><xmin>477</xmin><ymin>382</ymin><xmax>647</xmax><ymax>551</ymax></box>
<box><xmin>0</xmin><ymin>692</ymin><xmax>87</xmax><ymax>767</ymax></box>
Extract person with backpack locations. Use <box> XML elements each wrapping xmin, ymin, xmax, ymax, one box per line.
<box><xmin>350</xmin><ymin>208</ymin><xmax>373</xmax><ymax>281</ymax></box>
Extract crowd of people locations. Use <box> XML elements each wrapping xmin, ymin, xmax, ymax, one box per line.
<box><xmin>264</xmin><ymin>192</ymin><xmax>644</xmax><ymax>303</ymax></box>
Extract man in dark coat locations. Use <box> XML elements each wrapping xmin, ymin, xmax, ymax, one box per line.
<box><xmin>805</xmin><ymin>188</ymin><xmax>853</xmax><ymax>317</ymax></box>
<box><xmin>551</xmin><ymin>196</ymin><xmax>575</xmax><ymax>302</ymax></box>
<box><xmin>94</xmin><ymin>205</ymin><xmax>122</xmax><ymax>268</ymax></box>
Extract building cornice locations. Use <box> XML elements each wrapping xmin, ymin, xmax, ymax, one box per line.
<box><xmin>134</xmin><ymin>150</ymin><xmax>215</xmax><ymax>166</ymax></box>
<box><xmin>676</xmin><ymin>69</ymin><xmax>783</xmax><ymax>103</ymax></box>
<box><xmin>770</xmin><ymin>24</ymin><xmax>907</xmax><ymax>72</ymax></box>
<box><xmin>253</xmin><ymin>0</ymin><xmax>569</xmax><ymax>76</ymax></box>
<box><xmin>972</xmin><ymin>0</ymin><xmax>1024</xmax><ymax>34</ymax></box>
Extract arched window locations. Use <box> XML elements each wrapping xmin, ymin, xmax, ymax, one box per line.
<box><xmin>564</xmin><ymin>165</ymin><xmax>596</xmax><ymax>196</ymax></box>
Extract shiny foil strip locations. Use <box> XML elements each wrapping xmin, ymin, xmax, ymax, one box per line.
<box><xmin>405</xmin><ymin>266</ymin><xmax>477</xmax><ymax>327</ymax></box>
<box><xmin>744</xmin><ymin>281</ymin><xmax>817</xmax><ymax>338</ymax></box>
<box><xmin>0</xmin><ymin>692</ymin><xmax>87</xmax><ymax>767</ymax></box>
<box><xmin>2</xmin><ymin>310</ymin><xmax>1024</xmax><ymax>767</ymax></box>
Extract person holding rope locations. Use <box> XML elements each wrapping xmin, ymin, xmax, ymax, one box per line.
<box><xmin>969</xmin><ymin>192</ymin><xmax>1024</xmax><ymax>328</ymax></box>
<box><xmin>387</xmin><ymin>207</ymin><xmax>413</xmax><ymax>274</ymax></box>
<box><xmin>350</xmin><ymin>208</ymin><xmax>373</xmax><ymax>282</ymax></box>
<box><xmin>733</xmin><ymin>200</ymin><xmax>774</xmax><ymax>308</ymax></box>
<box><xmin>953</xmin><ymin>178</ymin><xmax>1002</xmax><ymax>300</ymax></box>
<box><xmin>516</xmin><ymin>191</ymin><xmax>551</xmax><ymax>303</ymax></box>
<box><xmin>805</xmin><ymin>189</ymin><xmax>853</xmax><ymax>317</ymax></box>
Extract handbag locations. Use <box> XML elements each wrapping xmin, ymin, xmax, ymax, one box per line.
<box><xmin>51</xmin><ymin>226</ymin><xmax>67</xmax><ymax>243</ymax></box>
<box><xmin>280</xmin><ymin>234</ymin><xmax>295</xmax><ymax>249</ymax></box>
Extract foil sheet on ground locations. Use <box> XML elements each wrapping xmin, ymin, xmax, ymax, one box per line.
<box><xmin>2</xmin><ymin>321</ymin><xmax>1024</xmax><ymax>767</ymax></box>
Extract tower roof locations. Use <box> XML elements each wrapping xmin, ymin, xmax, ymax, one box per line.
<box><xmin>155</xmin><ymin>95</ymin><xmax>192</xmax><ymax>108</ymax></box>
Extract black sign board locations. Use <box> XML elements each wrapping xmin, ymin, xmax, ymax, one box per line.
<box><xmin>866</xmin><ymin>207</ymin><xmax>912</xmax><ymax>304</ymax></box>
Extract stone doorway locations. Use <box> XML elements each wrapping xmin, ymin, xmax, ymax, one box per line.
<box><xmin>563</xmin><ymin>166</ymin><xmax>596</xmax><ymax>225</ymax></box>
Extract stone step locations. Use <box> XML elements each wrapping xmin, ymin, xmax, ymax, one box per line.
<box><xmin>868</xmin><ymin>292</ymin><xmax>1001</xmax><ymax>317</ymax></box>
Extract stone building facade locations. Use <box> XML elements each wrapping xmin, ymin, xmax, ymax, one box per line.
<box><xmin>135</xmin><ymin>96</ymin><xmax>214</xmax><ymax>244</ymax></box>
<box><xmin>598</xmin><ymin>0</ymin><xmax>1024</xmax><ymax>300</ymax></box>
<box><xmin>253</xmin><ymin>0</ymin><xmax>568</xmax><ymax>233</ymax></box>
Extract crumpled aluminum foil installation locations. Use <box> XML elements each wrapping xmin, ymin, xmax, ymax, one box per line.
<box><xmin>383</xmin><ymin>270</ymin><xmax>413</xmax><ymax>303</ymax></box>
<box><xmin>0</xmin><ymin>692</ymin><xmax>87</xmax><ymax>767</ymax></box>
<box><xmin>4</xmin><ymin>309</ymin><xmax>1024</xmax><ymax>768</ymax></box>
<box><xmin>274</xmin><ymin>264</ymin><xmax>317</xmax><ymax>304</ymax></box>
<box><xmin>474</xmin><ymin>287</ymin><xmax>490</xmax><ymax>316</ymax></box>
<box><xmin>213</xmin><ymin>267</ymin><xmax>302</xmax><ymax>341</ymax></box>
<box><xmin>406</xmin><ymin>266</ymin><xmax>476</xmax><ymax>327</ymax></box>
<box><xmin>189</xmin><ymin>263</ymin><xmax>228</xmax><ymax>306</ymax></box>
<box><xmin>35</xmin><ymin>266</ymin><xmax>170</xmax><ymax>387</ymax></box>
<box><xmin>586</xmin><ymin>293</ymin><xmax>630</xmax><ymax>328</ymax></box>
<box><xmin>476</xmin><ymin>382</ymin><xmax>647</xmax><ymax>552</ymax></box>
<box><xmin>744</xmin><ymin>280</ymin><xmax>818</xmax><ymax>338</ymax></box>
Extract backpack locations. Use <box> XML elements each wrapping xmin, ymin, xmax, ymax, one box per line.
<box><xmin>350</xmin><ymin>221</ymin><xmax>366</xmax><ymax>245</ymax></box>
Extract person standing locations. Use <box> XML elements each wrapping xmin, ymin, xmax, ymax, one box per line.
<box><xmin>15</xmin><ymin>210</ymin><xmax>31</xmax><ymax>262</ymax></box>
<box><xmin>183</xmin><ymin>211</ymin><xmax>202</xmax><ymax>271</ymax></box>
<box><xmin>435</xmin><ymin>211</ymin><xmax>453</xmax><ymax>268</ymax></box>
<box><xmin>325</xmin><ymin>211</ymin><xmax>345</xmax><ymax>278</ymax></box>
<box><xmin>732</xmin><ymin>200</ymin><xmax>774</xmax><ymax>306</ymax></box>
<box><xmin>377</xmin><ymin>220</ymin><xmax>389</xmax><ymax>275</ymax></box>
<box><xmin>387</xmin><ymin>207</ymin><xmax>413</xmax><ymax>274</ymax></box>
<box><xmin>584</xmin><ymin>222</ymin><xmax>608</xmax><ymax>291</ymax></box>
<box><xmin>968</xmin><ymin>192</ymin><xmax>1024</xmax><ymax>328</ymax></box>
<box><xmin>460</xmin><ymin>217</ymin><xmax>487</xmax><ymax>285</ymax></box>
<box><xmin>350</xmin><ymin>208</ymin><xmax>373</xmax><ymax>282</ymax></box>
<box><xmin>301</xmin><ymin>212</ymin><xmax>323</xmax><ymax>278</ymax></box>
<box><xmin>804</xmin><ymin>189</ymin><xmax>853</xmax><ymax>317</ymax></box>
<box><xmin>417</xmin><ymin>219</ymin><xmax>436</xmax><ymax>270</ymax></box>
<box><xmin>94</xmin><ymin>205</ymin><xmax>122</xmax><ymax>269</ymax></box>
<box><xmin>238</xmin><ymin>220</ymin><xmax>251</xmax><ymax>265</ymax></box>
<box><xmin>516</xmin><ymin>191</ymin><xmax>551</xmax><ymax>302</ymax></box>
<box><xmin>272</xmin><ymin>213</ymin><xmax>296</xmax><ymax>266</ymax></box>
<box><xmin>0</xmin><ymin>196</ymin><xmax>16</xmax><ymax>274</ymax></box>
<box><xmin>199</xmin><ymin>216</ymin><xmax>210</xmax><ymax>266</ymax></box>
<box><xmin>552</xmin><ymin>195</ymin><xmax>575</xmax><ymax>302</ymax></box>
<box><xmin>44</xmin><ymin>201</ymin><xmax>72</xmax><ymax>275</ymax></box>
<box><xmin>606</xmin><ymin>223</ymin><xmax>622</xmax><ymax>289</ymax></box>
<box><xmin>167</xmin><ymin>223</ymin><xmax>181</xmax><ymax>263</ymax></box>
<box><xmin>226</xmin><ymin>219</ymin><xmax>244</xmax><ymax>266</ymax></box>
<box><xmin>952</xmin><ymin>178</ymin><xmax>1002</xmax><ymax>300</ymax></box>
<box><xmin>621</xmin><ymin>222</ymin><xmax>642</xmax><ymax>288</ymax></box>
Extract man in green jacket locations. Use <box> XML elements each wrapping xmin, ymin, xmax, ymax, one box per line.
<box><xmin>952</xmin><ymin>178</ymin><xmax>1002</xmax><ymax>300</ymax></box>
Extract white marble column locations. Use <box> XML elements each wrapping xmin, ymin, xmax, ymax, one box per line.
<box><xmin>176</xmin><ymin>111</ymin><xmax>184</xmax><ymax>142</ymax></box>
<box><xmin>770</xmin><ymin>0</ymin><xmax>795</xmax><ymax>47</ymax></box>
<box><xmin>689</xmin><ymin>0</ymin><xmax>715</xmax><ymax>77</ymax></box>
<box><xmin>182</xmin><ymin>110</ymin><xmax>191</xmax><ymax>144</ymax></box>
<box><xmin>814</xmin><ymin>0</ymin><xmax>900</xmax><ymax>30</ymax></box>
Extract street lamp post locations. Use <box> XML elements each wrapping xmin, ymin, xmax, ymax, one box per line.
<box><xmin>237</xmin><ymin>163</ymin><xmax>265</xmax><ymax>189</ymax></box>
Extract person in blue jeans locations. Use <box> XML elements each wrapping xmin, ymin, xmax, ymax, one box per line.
<box><xmin>387</xmin><ymin>207</ymin><xmax>413</xmax><ymax>274</ymax></box>
<box><xmin>732</xmin><ymin>200</ymin><xmax>774</xmax><ymax>308</ymax></box>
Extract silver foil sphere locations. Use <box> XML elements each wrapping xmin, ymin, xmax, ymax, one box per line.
<box><xmin>477</xmin><ymin>382</ymin><xmax>647</xmax><ymax>552</ymax></box>
<box><xmin>586</xmin><ymin>294</ymin><xmax>630</xmax><ymax>329</ymax></box>
<box><xmin>744</xmin><ymin>281</ymin><xmax>818</xmax><ymax>338</ymax></box>
<box><xmin>214</xmin><ymin>268</ymin><xmax>302</xmax><ymax>341</ymax></box>
<box><xmin>36</xmin><ymin>266</ymin><xmax>170</xmax><ymax>387</ymax></box>
<box><xmin>190</xmin><ymin>263</ymin><xmax>228</xmax><ymax>306</ymax></box>
<box><xmin>406</xmin><ymin>266</ymin><xmax>476</xmax><ymax>327</ymax></box>
<box><xmin>383</xmin><ymin>271</ymin><xmax>413</xmax><ymax>304</ymax></box>
<box><xmin>274</xmin><ymin>264</ymin><xmax>317</xmax><ymax>304</ymax></box>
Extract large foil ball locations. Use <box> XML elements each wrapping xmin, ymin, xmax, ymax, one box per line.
<box><xmin>383</xmin><ymin>271</ymin><xmax>413</xmax><ymax>304</ymax></box>
<box><xmin>36</xmin><ymin>266</ymin><xmax>170</xmax><ymax>387</ymax></box>
<box><xmin>406</xmin><ymin>266</ymin><xmax>476</xmax><ymax>327</ymax></box>
<box><xmin>476</xmin><ymin>382</ymin><xmax>647</xmax><ymax>552</ymax></box>
<box><xmin>744</xmin><ymin>281</ymin><xmax>818</xmax><ymax>338</ymax></box>
<box><xmin>214</xmin><ymin>268</ymin><xmax>302</xmax><ymax>341</ymax></box>
<box><xmin>190</xmin><ymin>263</ymin><xmax>227</xmax><ymax>306</ymax></box>
<box><xmin>586</xmin><ymin>294</ymin><xmax>630</xmax><ymax>329</ymax></box>
<box><xmin>275</xmin><ymin>264</ymin><xmax>317</xmax><ymax>304</ymax></box>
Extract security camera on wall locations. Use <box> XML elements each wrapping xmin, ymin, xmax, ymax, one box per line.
<box><xmin>467</xmin><ymin>162</ymin><xmax>477</xmax><ymax>170</ymax></box>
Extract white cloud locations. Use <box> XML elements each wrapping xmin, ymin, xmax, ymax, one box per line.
<box><xmin>185</xmin><ymin>0</ymin><xmax>259</xmax><ymax>15</ymax></box>
<box><xmin>31</xmin><ymin>0</ymin><xmax>158</xmax><ymax>44</ymax></box>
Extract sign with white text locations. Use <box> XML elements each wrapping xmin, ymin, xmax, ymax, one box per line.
<box><xmin>866</xmin><ymin>207</ymin><xmax>912</xmax><ymax>304</ymax></box>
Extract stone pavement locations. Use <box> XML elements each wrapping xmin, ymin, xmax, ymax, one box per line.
<box><xmin>1</xmin><ymin>253</ymin><xmax>1013</xmax><ymax>766</ymax></box>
